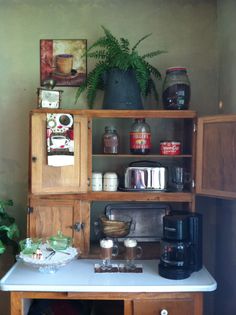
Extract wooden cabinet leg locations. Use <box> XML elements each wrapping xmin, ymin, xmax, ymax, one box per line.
<box><xmin>10</xmin><ymin>292</ymin><xmax>22</xmax><ymax>315</ymax></box>
<box><xmin>124</xmin><ymin>300</ymin><xmax>133</xmax><ymax>315</ymax></box>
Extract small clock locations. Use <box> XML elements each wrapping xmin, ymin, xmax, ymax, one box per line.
<box><xmin>37</xmin><ymin>88</ymin><xmax>63</xmax><ymax>109</ymax></box>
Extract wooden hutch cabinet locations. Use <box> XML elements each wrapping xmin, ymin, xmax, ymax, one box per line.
<box><xmin>28</xmin><ymin>110</ymin><xmax>236</xmax><ymax>249</ymax></box>
<box><xmin>23</xmin><ymin>109</ymin><xmax>232</xmax><ymax>315</ymax></box>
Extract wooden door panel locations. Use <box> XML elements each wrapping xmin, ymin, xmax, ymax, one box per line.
<box><xmin>28</xmin><ymin>198</ymin><xmax>90</xmax><ymax>255</ymax></box>
<box><xmin>196</xmin><ymin>115</ymin><xmax>236</xmax><ymax>199</ymax></box>
<box><xmin>31</xmin><ymin>113</ymin><xmax>88</xmax><ymax>194</ymax></box>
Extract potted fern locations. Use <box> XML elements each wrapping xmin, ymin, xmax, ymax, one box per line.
<box><xmin>0</xmin><ymin>199</ymin><xmax>19</xmax><ymax>255</ymax></box>
<box><xmin>75</xmin><ymin>26</ymin><xmax>166</xmax><ymax>109</ymax></box>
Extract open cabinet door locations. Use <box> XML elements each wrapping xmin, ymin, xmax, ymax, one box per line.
<box><xmin>196</xmin><ymin>114</ymin><xmax>236</xmax><ymax>199</ymax></box>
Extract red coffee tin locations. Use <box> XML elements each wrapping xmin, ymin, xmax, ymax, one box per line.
<box><xmin>160</xmin><ymin>141</ymin><xmax>181</xmax><ymax>155</ymax></box>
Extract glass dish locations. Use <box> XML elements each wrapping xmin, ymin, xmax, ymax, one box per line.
<box><xmin>47</xmin><ymin>231</ymin><xmax>72</xmax><ymax>251</ymax></box>
<box><xmin>17</xmin><ymin>243</ymin><xmax>78</xmax><ymax>273</ymax></box>
<box><xmin>19</xmin><ymin>238</ymin><xmax>42</xmax><ymax>255</ymax></box>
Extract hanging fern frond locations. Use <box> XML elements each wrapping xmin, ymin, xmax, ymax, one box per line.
<box><xmin>142</xmin><ymin>50</ymin><xmax>167</xmax><ymax>60</ymax></box>
<box><xmin>132</xmin><ymin>33</ymin><xmax>152</xmax><ymax>52</ymax></box>
<box><xmin>120</xmin><ymin>38</ymin><xmax>130</xmax><ymax>53</ymax></box>
<box><xmin>87</xmin><ymin>50</ymin><xmax>107</xmax><ymax>60</ymax></box>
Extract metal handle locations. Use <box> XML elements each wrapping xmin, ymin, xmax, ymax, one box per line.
<box><xmin>129</xmin><ymin>160</ymin><xmax>162</xmax><ymax>167</ymax></box>
<box><xmin>71</xmin><ymin>222</ymin><xmax>84</xmax><ymax>232</ymax></box>
<box><xmin>160</xmin><ymin>309</ymin><xmax>168</xmax><ymax>315</ymax></box>
<box><xmin>32</xmin><ymin>156</ymin><xmax>37</xmax><ymax>162</ymax></box>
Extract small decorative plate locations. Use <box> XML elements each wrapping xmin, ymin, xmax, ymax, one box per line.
<box><xmin>17</xmin><ymin>244</ymin><xmax>78</xmax><ymax>273</ymax></box>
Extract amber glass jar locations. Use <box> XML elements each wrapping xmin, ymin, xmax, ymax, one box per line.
<box><xmin>130</xmin><ymin>118</ymin><xmax>151</xmax><ymax>154</ymax></box>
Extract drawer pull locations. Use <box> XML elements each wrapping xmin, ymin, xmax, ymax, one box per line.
<box><xmin>160</xmin><ymin>309</ymin><xmax>168</xmax><ymax>315</ymax></box>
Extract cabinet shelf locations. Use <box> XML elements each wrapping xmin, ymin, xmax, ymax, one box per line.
<box><xmin>85</xmin><ymin>191</ymin><xmax>194</xmax><ymax>202</ymax></box>
<box><xmin>93</xmin><ymin>154</ymin><xmax>192</xmax><ymax>158</ymax></box>
<box><xmin>32</xmin><ymin>108</ymin><xmax>197</xmax><ymax>119</ymax></box>
<box><xmin>29</xmin><ymin>191</ymin><xmax>194</xmax><ymax>202</ymax></box>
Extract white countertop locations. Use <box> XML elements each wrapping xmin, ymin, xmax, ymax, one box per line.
<box><xmin>0</xmin><ymin>259</ymin><xmax>217</xmax><ymax>293</ymax></box>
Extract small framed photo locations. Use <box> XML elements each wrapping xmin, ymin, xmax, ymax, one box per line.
<box><xmin>37</xmin><ymin>88</ymin><xmax>63</xmax><ymax>109</ymax></box>
<box><xmin>40</xmin><ymin>39</ymin><xmax>87</xmax><ymax>87</ymax></box>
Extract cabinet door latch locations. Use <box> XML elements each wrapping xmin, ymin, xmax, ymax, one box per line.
<box><xmin>71</xmin><ymin>222</ymin><xmax>84</xmax><ymax>232</ymax></box>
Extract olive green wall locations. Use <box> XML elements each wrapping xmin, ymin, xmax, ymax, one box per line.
<box><xmin>0</xmin><ymin>0</ymin><xmax>218</xmax><ymax>231</ymax></box>
<box><xmin>215</xmin><ymin>1</ymin><xmax>236</xmax><ymax>315</ymax></box>
<box><xmin>0</xmin><ymin>1</ymin><xmax>218</xmax><ymax>314</ymax></box>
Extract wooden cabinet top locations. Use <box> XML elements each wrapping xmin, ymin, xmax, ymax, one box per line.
<box><xmin>31</xmin><ymin>109</ymin><xmax>197</xmax><ymax>119</ymax></box>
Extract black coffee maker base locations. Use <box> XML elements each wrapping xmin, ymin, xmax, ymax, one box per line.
<box><xmin>158</xmin><ymin>263</ymin><xmax>191</xmax><ymax>280</ymax></box>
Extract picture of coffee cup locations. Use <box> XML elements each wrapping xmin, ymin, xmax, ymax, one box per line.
<box><xmin>51</xmin><ymin>135</ymin><xmax>69</xmax><ymax>148</ymax></box>
<box><xmin>55</xmin><ymin>54</ymin><xmax>73</xmax><ymax>75</ymax></box>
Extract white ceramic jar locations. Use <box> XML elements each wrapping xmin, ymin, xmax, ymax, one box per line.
<box><xmin>103</xmin><ymin>172</ymin><xmax>119</xmax><ymax>191</ymax></box>
<box><xmin>92</xmin><ymin>172</ymin><xmax>103</xmax><ymax>191</ymax></box>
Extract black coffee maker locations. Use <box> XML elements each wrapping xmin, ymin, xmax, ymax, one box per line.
<box><xmin>159</xmin><ymin>212</ymin><xmax>202</xmax><ymax>280</ymax></box>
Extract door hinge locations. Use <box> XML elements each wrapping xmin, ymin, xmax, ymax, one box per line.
<box><xmin>193</xmin><ymin>123</ymin><xmax>197</xmax><ymax>133</ymax></box>
<box><xmin>27</xmin><ymin>207</ymin><xmax>33</xmax><ymax>214</ymax></box>
<box><xmin>192</xmin><ymin>179</ymin><xmax>195</xmax><ymax>188</ymax></box>
<box><xmin>88</xmin><ymin>120</ymin><xmax>92</xmax><ymax>129</ymax></box>
<box><xmin>88</xmin><ymin>177</ymin><xmax>91</xmax><ymax>187</ymax></box>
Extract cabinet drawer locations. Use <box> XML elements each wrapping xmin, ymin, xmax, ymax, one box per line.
<box><xmin>133</xmin><ymin>298</ymin><xmax>194</xmax><ymax>315</ymax></box>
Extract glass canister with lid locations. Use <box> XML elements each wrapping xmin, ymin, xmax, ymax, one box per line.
<box><xmin>103</xmin><ymin>126</ymin><xmax>119</xmax><ymax>154</ymax></box>
<box><xmin>162</xmin><ymin>67</ymin><xmax>191</xmax><ymax>110</ymax></box>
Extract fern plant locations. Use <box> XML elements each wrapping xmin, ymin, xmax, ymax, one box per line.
<box><xmin>0</xmin><ymin>199</ymin><xmax>19</xmax><ymax>255</ymax></box>
<box><xmin>75</xmin><ymin>26</ymin><xmax>166</xmax><ymax>108</ymax></box>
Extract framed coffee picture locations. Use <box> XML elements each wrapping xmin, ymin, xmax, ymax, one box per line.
<box><xmin>40</xmin><ymin>39</ymin><xmax>87</xmax><ymax>87</ymax></box>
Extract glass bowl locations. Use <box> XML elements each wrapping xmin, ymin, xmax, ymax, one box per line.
<box><xmin>99</xmin><ymin>214</ymin><xmax>134</xmax><ymax>238</ymax></box>
<box><xmin>19</xmin><ymin>238</ymin><xmax>42</xmax><ymax>255</ymax></box>
<box><xmin>47</xmin><ymin>231</ymin><xmax>72</xmax><ymax>251</ymax></box>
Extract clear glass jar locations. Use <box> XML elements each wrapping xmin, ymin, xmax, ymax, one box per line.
<box><xmin>130</xmin><ymin>118</ymin><xmax>151</xmax><ymax>154</ymax></box>
<box><xmin>162</xmin><ymin>67</ymin><xmax>191</xmax><ymax>110</ymax></box>
<box><xmin>103</xmin><ymin>126</ymin><xmax>119</xmax><ymax>154</ymax></box>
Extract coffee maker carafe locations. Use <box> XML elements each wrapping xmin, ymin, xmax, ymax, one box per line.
<box><xmin>159</xmin><ymin>212</ymin><xmax>202</xmax><ymax>280</ymax></box>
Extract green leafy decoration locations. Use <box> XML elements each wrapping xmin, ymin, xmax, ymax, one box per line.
<box><xmin>0</xmin><ymin>240</ymin><xmax>5</xmax><ymax>254</ymax></box>
<box><xmin>75</xmin><ymin>25</ymin><xmax>167</xmax><ymax>107</ymax></box>
<box><xmin>0</xmin><ymin>199</ymin><xmax>19</xmax><ymax>255</ymax></box>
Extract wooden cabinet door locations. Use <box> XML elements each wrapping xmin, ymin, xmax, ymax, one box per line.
<box><xmin>196</xmin><ymin>114</ymin><xmax>236</xmax><ymax>199</ymax></box>
<box><xmin>30</xmin><ymin>112</ymin><xmax>88</xmax><ymax>194</ymax></box>
<box><xmin>28</xmin><ymin>198</ymin><xmax>90</xmax><ymax>256</ymax></box>
<box><xmin>133</xmin><ymin>293</ymin><xmax>201</xmax><ymax>315</ymax></box>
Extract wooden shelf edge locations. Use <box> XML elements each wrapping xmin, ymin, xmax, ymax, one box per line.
<box><xmin>31</xmin><ymin>109</ymin><xmax>197</xmax><ymax>119</ymax></box>
<box><xmin>93</xmin><ymin>154</ymin><xmax>193</xmax><ymax>158</ymax></box>
<box><xmin>29</xmin><ymin>191</ymin><xmax>194</xmax><ymax>202</ymax></box>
